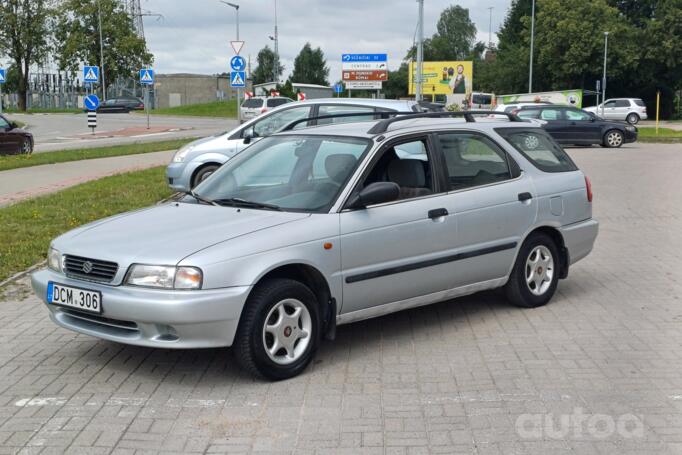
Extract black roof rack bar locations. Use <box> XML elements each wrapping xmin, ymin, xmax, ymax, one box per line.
<box><xmin>281</xmin><ymin>111</ymin><xmax>414</xmax><ymax>132</ymax></box>
<box><xmin>366</xmin><ymin>110</ymin><xmax>523</xmax><ymax>135</ymax></box>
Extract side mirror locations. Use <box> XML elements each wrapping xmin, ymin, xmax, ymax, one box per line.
<box><xmin>347</xmin><ymin>182</ymin><xmax>400</xmax><ymax>209</ymax></box>
<box><xmin>243</xmin><ymin>127</ymin><xmax>255</xmax><ymax>145</ymax></box>
<box><xmin>590</xmin><ymin>116</ymin><xmax>596</xmax><ymax>122</ymax></box>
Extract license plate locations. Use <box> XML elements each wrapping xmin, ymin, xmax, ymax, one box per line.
<box><xmin>47</xmin><ymin>282</ymin><xmax>102</xmax><ymax>314</ymax></box>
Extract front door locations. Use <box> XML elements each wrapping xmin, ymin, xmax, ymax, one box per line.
<box><xmin>537</xmin><ymin>107</ymin><xmax>569</xmax><ymax>142</ymax></box>
<box><xmin>602</xmin><ymin>100</ymin><xmax>618</xmax><ymax>119</ymax></box>
<box><xmin>339</xmin><ymin>135</ymin><xmax>456</xmax><ymax>314</ymax></box>
<box><xmin>562</xmin><ymin>108</ymin><xmax>603</xmax><ymax>143</ymax></box>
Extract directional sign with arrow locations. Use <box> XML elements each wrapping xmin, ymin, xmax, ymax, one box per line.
<box><xmin>84</xmin><ymin>94</ymin><xmax>100</xmax><ymax>111</ymax></box>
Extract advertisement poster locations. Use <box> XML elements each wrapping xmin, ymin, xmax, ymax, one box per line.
<box><xmin>409</xmin><ymin>61</ymin><xmax>473</xmax><ymax>107</ymax></box>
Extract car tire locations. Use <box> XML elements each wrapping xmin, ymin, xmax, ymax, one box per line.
<box><xmin>505</xmin><ymin>233</ymin><xmax>560</xmax><ymax>308</ymax></box>
<box><xmin>20</xmin><ymin>139</ymin><xmax>33</xmax><ymax>155</ymax></box>
<box><xmin>233</xmin><ymin>278</ymin><xmax>320</xmax><ymax>380</ymax></box>
<box><xmin>191</xmin><ymin>165</ymin><xmax>219</xmax><ymax>188</ymax></box>
<box><xmin>626</xmin><ymin>113</ymin><xmax>640</xmax><ymax>125</ymax></box>
<box><xmin>603</xmin><ymin>130</ymin><xmax>624</xmax><ymax>148</ymax></box>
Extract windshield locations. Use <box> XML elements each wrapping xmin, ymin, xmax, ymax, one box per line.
<box><xmin>193</xmin><ymin>135</ymin><xmax>371</xmax><ymax>212</ymax></box>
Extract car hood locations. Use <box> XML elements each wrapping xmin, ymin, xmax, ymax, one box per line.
<box><xmin>54</xmin><ymin>202</ymin><xmax>309</xmax><ymax>267</ymax></box>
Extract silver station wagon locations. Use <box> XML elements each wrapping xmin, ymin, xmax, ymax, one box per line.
<box><xmin>32</xmin><ymin>111</ymin><xmax>598</xmax><ymax>380</ymax></box>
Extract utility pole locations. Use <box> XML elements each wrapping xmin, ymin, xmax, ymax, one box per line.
<box><xmin>274</xmin><ymin>0</ymin><xmax>279</xmax><ymax>84</ymax></box>
<box><xmin>602</xmin><ymin>31</ymin><xmax>609</xmax><ymax>118</ymax></box>
<box><xmin>97</xmin><ymin>0</ymin><xmax>106</xmax><ymax>100</ymax></box>
<box><xmin>488</xmin><ymin>7</ymin><xmax>494</xmax><ymax>49</ymax></box>
<box><xmin>221</xmin><ymin>1</ymin><xmax>241</xmax><ymax>122</ymax></box>
<box><xmin>528</xmin><ymin>0</ymin><xmax>535</xmax><ymax>93</ymax></box>
<box><xmin>416</xmin><ymin>0</ymin><xmax>424</xmax><ymax>102</ymax></box>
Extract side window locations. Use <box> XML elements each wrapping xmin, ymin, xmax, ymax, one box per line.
<box><xmin>495</xmin><ymin>128</ymin><xmax>578</xmax><ymax>173</ymax></box>
<box><xmin>604</xmin><ymin>100</ymin><xmax>617</xmax><ymax>108</ymax></box>
<box><xmin>362</xmin><ymin>137</ymin><xmax>433</xmax><ymax>201</ymax></box>
<box><xmin>438</xmin><ymin>133</ymin><xmax>512</xmax><ymax>190</ymax></box>
<box><xmin>251</xmin><ymin>106</ymin><xmax>311</xmax><ymax>137</ymax></box>
<box><xmin>317</xmin><ymin>105</ymin><xmax>378</xmax><ymax>125</ymax></box>
<box><xmin>539</xmin><ymin>109</ymin><xmax>563</xmax><ymax>120</ymax></box>
<box><xmin>0</xmin><ymin>117</ymin><xmax>10</xmax><ymax>129</ymax></box>
<box><xmin>565</xmin><ymin>109</ymin><xmax>591</xmax><ymax>121</ymax></box>
<box><xmin>615</xmin><ymin>100</ymin><xmax>630</xmax><ymax>108</ymax></box>
<box><xmin>517</xmin><ymin>109</ymin><xmax>540</xmax><ymax>119</ymax></box>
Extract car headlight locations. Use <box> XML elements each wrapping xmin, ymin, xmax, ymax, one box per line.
<box><xmin>172</xmin><ymin>145</ymin><xmax>195</xmax><ymax>163</ymax></box>
<box><xmin>125</xmin><ymin>265</ymin><xmax>203</xmax><ymax>290</ymax></box>
<box><xmin>47</xmin><ymin>247</ymin><xmax>62</xmax><ymax>272</ymax></box>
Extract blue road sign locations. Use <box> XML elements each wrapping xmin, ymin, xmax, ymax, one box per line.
<box><xmin>342</xmin><ymin>54</ymin><xmax>388</xmax><ymax>62</ymax></box>
<box><xmin>83</xmin><ymin>66</ymin><xmax>99</xmax><ymax>83</ymax></box>
<box><xmin>334</xmin><ymin>83</ymin><xmax>343</xmax><ymax>93</ymax></box>
<box><xmin>139</xmin><ymin>68</ymin><xmax>154</xmax><ymax>85</ymax></box>
<box><xmin>0</xmin><ymin>68</ymin><xmax>5</xmax><ymax>84</ymax></box>
<box><xmin>84</xmin><ymin>94</ymin><xmax>100</xmax><ymax>111</ymax></box>
<box><xmin>230</xmin><ymin>71</ymin><xmax>246</xmax><ymax>88</ymax></box>
<box><xmin>230</xmin><ymin>55</ymin><xmax>246</xmax><ymax>72</ymax></box>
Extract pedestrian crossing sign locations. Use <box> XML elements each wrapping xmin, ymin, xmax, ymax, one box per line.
<box><xmin>231</xmin><ymin>71</ymin><xmax>246</xmax><ymax>88</ymax></box>
<box><xmin>83</xmin><ymin>66</ymin><xmax>99</xmax><ymax>83</ymax></box>
<box><xmin>139</xmin><ymin>68</ymin><xmax>154</xmax><ymax>85</ymax></box>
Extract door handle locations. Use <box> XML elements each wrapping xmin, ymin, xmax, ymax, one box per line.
<box><xmin>428</xmin><ymin>208</ymin><xmax>448</xmax><ymax>219</ymax></box>
<box><xmin>518</xmin><ymin>192</ymin><xmax>533</xmax><ymax>202</ymax></box>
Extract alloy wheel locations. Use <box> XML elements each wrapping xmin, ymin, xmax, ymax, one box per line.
<box><xmin>262</xmin><ymin>298</ymin><xmax>312</xmax><ymax>365</ymax></box>
<box><xmin>525</xmin><ymin>245</ymin><xmax>554</xmax><ymax>296</ymax></box>
<box><xmin>606</xmin><ymin>131</ymin><xmax>623</xmax><ymax>147</ymax></box>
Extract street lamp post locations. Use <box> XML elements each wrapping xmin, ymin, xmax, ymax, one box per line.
<box><xmin>220</xmin><ymin>1</ymin><xmax>240</xmax><ymax>123</ymax></box>
<box><xmin>602</xmin><ymin>31</ymin><xmax>609</xmax><ymax>118</ymax></box>
<box><xmin>528</xmin><ymin>0</ymin><xmax>535</xmax><ymax>93</ymax></box>
<box><xmin>97</xmin><ymin>0</ymin><xmax>106</xmax><ymax>100</ymax></box>
<box><xmin>416</xmin><ymin>0</ymin><xmax>424</xmax><ymax>102</ymax></box>
<box><xmin>273</xmin><ymin>0</ymin><xmax>279</xmax><ymax>84</ymax></box>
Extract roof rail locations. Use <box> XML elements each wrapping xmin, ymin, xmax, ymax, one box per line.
<box><xmin>366</xmin><ymin>110</ymin><xmax>523</xmax><ymax>134</ymax></box>
<box><xmin>281</xmin><ymin>111</ymin><xmax>413</xmax><ymax>132</ymax></box>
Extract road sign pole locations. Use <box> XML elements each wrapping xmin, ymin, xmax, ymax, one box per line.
<box><xmin>146</xmin><ymin>87</ymin><xmax>150</xmax><ymax>130</ymax></box>
<box><xmin>0</xmin><ymin>84</ymin><xmax>3</xmax><ymax>115</ymax></box>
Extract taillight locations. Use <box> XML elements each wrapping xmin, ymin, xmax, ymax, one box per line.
<box><xmin>585</xmin><ymin>176</ymin><xmax>593</xmax><ymax>202</ymax></box>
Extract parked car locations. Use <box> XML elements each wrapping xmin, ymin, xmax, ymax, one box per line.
<box><xmin>495</xmin><ymin>102</ymin><xmax>552</xmax><ymax>113</ymax></box>
<box><xmin>32</xmin><ymin>111</ymin><xmax>598</xmax><ymax>380</ymax></box>
<box><xmin>84</xmin><ymin>97</ymin><xmax>144</xmax><ymax>113</ymax></box>
<box><xmin>167</xmin><ymin>98</ymin><xmax>430</xmax><ymax>192</ymax></box>
<box><xmin>0</xmin><ymin>114</ymin><xmax>33</xmax><ymax>155</ymax></box>
<box><xmin>583</xmin><ymin>98</ymin><xmax>648</xmax><ymax>124</ymax></box>
<box><xmin>514</xmin><ymin>105</ymin><xmax>637</xmax><ymax>148</ymax></box>
<box><xmin>240</xmin><ymin>96</ymin><xmax>293</xmax><ymax>122</ymax></box>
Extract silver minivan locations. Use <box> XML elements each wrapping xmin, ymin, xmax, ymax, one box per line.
<box><xmin>240</xmin><ymin>96</ymin><xmax>293</xmax><ymax>123</ymax></box>
<box><xmin>166</xmin><ymin>98</ymin><xmax>426</xmax><ymax>192</ymax></box>
<box><xmin>33</xmin><ymin>111</ymin><xmax>598</xmax><ymax>380</ymax></box>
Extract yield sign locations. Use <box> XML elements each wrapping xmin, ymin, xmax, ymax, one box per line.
<box><xmin>231</xmin><ymin>41</ymin><xmax>245</xmax><ymax>55</ymax></box>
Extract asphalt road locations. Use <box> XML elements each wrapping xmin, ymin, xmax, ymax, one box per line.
<box><xmin>6</xmin><ymin>112</ymin><xmax>237</xmax><ymax>153</ymax></box>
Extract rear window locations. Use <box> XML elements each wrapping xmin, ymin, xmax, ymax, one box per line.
<box><xmin>242</xmin><ymin>99</ymin><xmax>263</xmax><ymax>108</ymax></box>
<box><xmin>633</xmin><ymin>99</ymin><xmax>645</xmax><ymax>107</ymax></box>
<box><xmin>267</xmin><ymin>98</ymin><xmax>291</xmax><ymax>108</ymax></box>
<box><xmin>495</xmin><ymin>128</ymin><xmax>578</xmax><ymax>173</ymax></box>
<box><xmin>472</xmin><ymin>94</ymin><xmax>492</xmax><ymax>105</ymax></box>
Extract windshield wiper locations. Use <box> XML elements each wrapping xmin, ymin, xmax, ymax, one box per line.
<box><xmin>212</xmin><ymin>197</ymin><xmax>282</xmax><ymax>211</ymax></box>
<box><xmin>183</xmin><ymin>190</ymin><xmax>219</xmax><ymax>206</ymax></box>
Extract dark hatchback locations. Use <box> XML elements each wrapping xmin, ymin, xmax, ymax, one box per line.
<box><xmin>514</xmin><ymin>105</ymin><xmax>637</xmax><ymax>148</ymax></box>
<box><xmin>0</xmin><ymin>114</ymin><xmax>33</xmax><ymax>155</ymax></box>
<box><xmin>85</xmin><ymin>97</ymin><xmax>144</xmax><ymax>113</ymax></box>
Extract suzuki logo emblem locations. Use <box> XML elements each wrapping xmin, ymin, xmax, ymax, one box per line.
<box><xmin>82</xmin><ymin>261</ymin><xmax>93</xmax><ymax>274</ymax></box>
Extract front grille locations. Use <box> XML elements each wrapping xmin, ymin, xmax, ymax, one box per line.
<box><xmin>64</xmin><ymin>255</ymin><xmax>118</xmax><ymax>283</ymax></box>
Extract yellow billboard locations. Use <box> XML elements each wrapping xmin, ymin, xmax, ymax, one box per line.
<box><xmin>409</xmin><ymin>61</ymin><xmax>473</xmax><ymax>96</ymax></box>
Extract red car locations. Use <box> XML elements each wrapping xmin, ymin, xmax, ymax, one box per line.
<box><xmin>0</xmin><ymin>114</ymin><xmax>33</xmax><ymax>155</ymax></box>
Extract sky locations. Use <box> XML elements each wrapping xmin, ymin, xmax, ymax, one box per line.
<box><xmin>142</xmin><ymin>0</ymin><xmax>513</xmax><ymax>82</ymax></box>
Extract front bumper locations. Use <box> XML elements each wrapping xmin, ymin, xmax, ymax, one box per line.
<box><xmin>624</xmin><ymin>129</ymin><xmax>638</xmax><ymax>143</ymax></box>
<box><xmin>31</xmin><ymin>269</ymin><xmax>251</xmax><ymax>349</ymax></box>
<box><xmin>560</xmin><ymin>218</ymin><xmax>599</xmax><ymax>266</ymax></box>
<box><xmin>166</xmin><ymin>161</ymin><xmax>202</xmax><ymax>193</ymax></box>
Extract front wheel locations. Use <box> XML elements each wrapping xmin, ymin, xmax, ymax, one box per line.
<box><xmin>603</xmin><ymin>130</ymin><xmax>624</xmax><ymax>148</ymax></box>
<box><xmin>505</xmin><ymin>233</ymin><xmax>560</xmax><ymax>308</ymax></box>
<box><xmin>20</xmin><ymin>139</ymin><xmax>33</xmax><ymax>155</ymax></box>
<box><xmin>233</xmin><ymin>279</ymin><xmax>320</xmax><ymax>380</ymax></box>
<box><xmin>626</xmin><ymin>113</ymin><xmax>640</xmax><ymax>125</ymax></box>
<box><xmin>191</xmin><ymin>164</ymin><xmax>219</xmax><ymax>188</ymax></box>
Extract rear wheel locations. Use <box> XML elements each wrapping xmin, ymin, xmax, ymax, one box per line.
<box><xmin>505</xmin><ymin>233</ymin><xmax>560</xmax><ymax>308</ymax></box>
<box><xmin>191</xmin><ymin>164</ymin><xmax>219</xmax><ymax>188</ymax></box>
<box><xmin>626</xmin><ymin>113</ymin><xmax>640</xmax><ymax>125</ymax></box>
<box><xmin>234</xmin><ymin>279</ymin><xmax>320</xmax><ymax>380</ymax></box>
<box><xmin>603</xmin><ymin>130</ymin><xmax>624</xmax><ymax>148</ymax></box>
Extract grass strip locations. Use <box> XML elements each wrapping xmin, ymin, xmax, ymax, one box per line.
<box><xmin>638</xmin><ymin>127</ymin><xmax>682</xmax><ymax>143</ymax></box>
<box><xmin>149</xmin><ymin>100</ymin><xmax>238</xmax><ymax>118</ymax></box>
<box><xmin>0</xmin><ymin>139</ymin><xmax>193</xmax><ymax>172</ymax></box>
<box><xmin>0</xmin><ymin>166</ymin><xmax>172</xmax><ymax>283</ymax></box>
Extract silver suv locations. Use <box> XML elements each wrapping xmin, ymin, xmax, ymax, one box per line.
<box><xmin>166</xmin><ymin>99</ymin><xmax>424</xmax><ymax>192</ymax></box>
<box><xmin>584</xmin><ymin>98</ymin><xmax>648</xmax><ymax>124</ymax></box>
<box><xmin>32</xmin><ymin>111</ymin><xmax>598</xmax><ymax>380</ymax></box>
<box><xmin>240</xmin><ymin>96</ymin><xmax>293</xmax><ymax>122</ymax></box>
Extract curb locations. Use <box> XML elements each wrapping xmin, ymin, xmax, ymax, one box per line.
<box><xmin>0</xmin><ymin>261</ymin><xmax>46</xmax><ymax>288</ymax></box>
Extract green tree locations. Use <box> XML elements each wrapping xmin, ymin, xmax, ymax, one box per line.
<box><xmin>54</xmin><ymin>0</ymin><xmax>151</xmax><ymax>93</ymax></box>
<box><xmin>407</xmin><ymin>5</ymin><xmax>481</xmax><ymax>61</ymax></box>
<box><xmin>290</xmin><ymin>43</ymin><xmax>329</xmax><ymax>86</ymax></box>
<box><xmin>0</xmin><ymin>0</ymin><xmax>54</xmax><ymax>111</ymax></box>
<box><xmin>383</xmin><ymin>63</ymin><xmax>409</xmax><ymax>99</ymax></box>
<box><xmin>251</xmin><ymin>46</ymin><xmax>284</xmax><ymax>85</ymax></box>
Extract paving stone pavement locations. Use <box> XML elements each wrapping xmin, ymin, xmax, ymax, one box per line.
<box><xmin>1</xmin><ymin>142</ymin><xmax>681</xmax><ymax>454</ymax></box>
